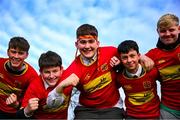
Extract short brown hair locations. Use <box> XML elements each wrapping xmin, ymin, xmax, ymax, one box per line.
<box><xmin>157</xmin><ymin>13</ymin><xmax>179</xmax><ymax>29</ymax></box>
<box><xmin>39</xmin><ymin>51</ymin><xmax>62</xmax><ymax>71</ymax></box>
<box><xmin>76</xmin><ymin>24</ymin><xmax>98</xmax><ymax>38</ymax></box>
<box><xmin>8</xmin><ymin>36</ymin><xmax>30</xmax><ymax>52</ymax></box>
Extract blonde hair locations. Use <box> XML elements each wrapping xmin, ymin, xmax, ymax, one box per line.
<box><xmin>157</xmin><ymin>13</ymin><xmax>179</xmax><ymax>29</ymax></box>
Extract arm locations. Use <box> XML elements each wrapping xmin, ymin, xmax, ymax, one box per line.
<box><xmin>110</xmin><ymin>55</ymin><xmax>154</xmax><ymax>72</ymax></box>
<box><xmin>139</xmin><ymin>54</ymin><xmax>154</xmax><ymax>71</ymax></box>
<box><xmin>46</xmin><ymin>73</ymin><xmax>79</xmax><ymax>108</ymax></box>
<box><xmin>110</xmin><ymin>56</ymin><xmax>120</xmax><ymax>67</ymax></box>
<box><xmin>16</xmin><ymin>98</ymin><xmax>39</xmax><ymax>118</ymax></box>
<box><xmin>110</xmin><ymin>56</ymin><xmax>124</xmax><ymax>73</ymax></box>
<box><xmin>24</xmin><ymin>98</ymin><xmax>39</xmax><ymax>117</ymax></box>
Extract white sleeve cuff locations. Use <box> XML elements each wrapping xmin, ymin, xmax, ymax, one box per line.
<box><xmin>24</xmin><ymin>108</ymin><xmax>33</xmax><ymax>118</ymax></box>
<box><xmin>46</xmin><ymin>88</ymin><xmax>65</xmax><ymax>108</ymax></box>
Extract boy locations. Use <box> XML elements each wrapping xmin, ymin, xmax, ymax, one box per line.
<box><xmin>146</xmin><ymin>13</ymin><xmax>180</xmax><ymax>119</ymax></box>
<box><xmin>47</xmin><ymin>24</ymin><xmax>125</xmax><ymax>119</ymax></box>
<box><xmin>17</xmin><ymin>51</ymin><xmax>70</xmax><ymax>119</ymax></box>
<box><xmin>117</xmin><ymin>40</ymin><xmax>160</xmax><ymax>119</ymax></box>
<box><xmin>0</xmin><ymin>37</ymin><xmax>38</xmax><ymax>118</ymax></box>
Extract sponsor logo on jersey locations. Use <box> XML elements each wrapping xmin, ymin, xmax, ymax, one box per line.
<box><xmin>158</xmin><ymin>59</ymin><xmax>166</xmax><ymax>64</ymax></box>
<box><xmin>159</xmin><ymin>65</ymin><xmax>180</xmax><ymax>81</ymax></box>
<box><xmin>84</xmin><ymin>72</ymin><xmax>112</xmax><ymax>93</ymax></box>
<box><xmin>128</xmin><ymin>89</ymin><xmax>155</xmax><ymax>105</ymax></box>
<box><xmin>0</xmin><ymin>82</ymin><xmax>21</xmax><ymax>95</ymax></box>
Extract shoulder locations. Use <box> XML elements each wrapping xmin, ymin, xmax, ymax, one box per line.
<box><xmin>29</xmin><ymin>76</ymin><xmax>43</xmax><ymax>89</ymax></box>
<box><xmin>147</xmin><ymin>47</ymin><xmax>159</xmax><ymax>53</ymax></box>
<box><xmin>146</xmin><ymin>47</ymin><xmax>160</xmax><ymax>59</ymax></box>
<box><xmin>100</xmin><ymin>46</ymin><xmax>117</xmax><ymax>50</ymax></box>
<box><xmin>24</xmin><ymin>62</ymin><xmax>38</xmax><ymax>75</ymax></box>
<box><xmin>99</xmin><ymin>46</ymin><xmax>117</xmax><ymax>54</ymax></box>
<box><xmin>0</xmin><ymin>57</ymin><xmax>8</xmax><ymax>63</ymax></box>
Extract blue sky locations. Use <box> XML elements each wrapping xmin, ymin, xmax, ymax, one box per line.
<box><xmin>0</xmin><ymin>0</ymin><xmax>180</xmax><ymax>71</ymax></box>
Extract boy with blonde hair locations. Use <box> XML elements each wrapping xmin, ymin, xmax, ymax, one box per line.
<box><xmin>146</xmin><ymin>13</ymin><xmax>180</xmax><ymax>119</ymax></box>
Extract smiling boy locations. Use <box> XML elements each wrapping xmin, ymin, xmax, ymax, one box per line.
<box><xmin>117</xmin><ymin>40</ymin><xmax>160</xmax><ymax>119</ymax></box>
<box><xmin>146</xmin><ymin>13</ymin><xmax>180</xmax><ymax>119</ymax></box>
<box><xmin>0</xmin><ymin>37</ymin><xmax>38</xmax><ymax>118</ymax></box>
<box><xmin>17</xmin><ymin>51</ymin><xmax>70</xmax><ymax>119</ymax></box>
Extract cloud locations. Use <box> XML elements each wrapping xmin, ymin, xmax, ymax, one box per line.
<box><xmin>0</xmin><ymin>0</ymin><xmax>179</xmax><ymax>69</ymax></box>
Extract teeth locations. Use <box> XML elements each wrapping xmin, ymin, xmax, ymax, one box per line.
<box><xmin>12</xmin><ymin>58</ymin><xmax>20</xmax><ymax>62</ymax></box>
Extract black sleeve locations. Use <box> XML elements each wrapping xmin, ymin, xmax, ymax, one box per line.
<box><xmin>16</xmin><ymin>108</ymin><xmax>34</xmax><ymax>119</ymax></box>
<box><xmin>113</xmin><ymin>63</ymin><xmax>124</xmax><ymax>73</ymax></box>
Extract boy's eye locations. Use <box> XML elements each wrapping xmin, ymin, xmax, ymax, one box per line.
<box><xmin>11</xmin><ymin>50</ymin><xmax>16</xmax><ymax>54</ymax></box>
<box><xmin>18</xmin><ymin>51</ymin><xmax>25</xmax><ymax>55</ymax></box>
<box><xmin>79</xmin><ymin>39</ymin><xmax>96</xmax><ymax>44</ymax></box>
<box><xmin>159</xmin><ymin>30</ymin><xmax>166</xmax><ymax>33</ymax></box>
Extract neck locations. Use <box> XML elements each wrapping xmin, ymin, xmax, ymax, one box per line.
<box><xmin>156</xmin><ymin>34</ymin><xmax>180</xmax><ymax>50</ymax></box>
<box><xmin>80</xmin><ymin>52</ymin><xmax>97</xmax><ymax>65</ymax></box>
<box><xmin>125</xmin><ymin>64</ymin><xmax>143</xmax><ymax>77</ymax></box>
<box><xmin>6</xmin><ymin>61</ymin><xmax>26</xmax><ymax>75</ymax></box>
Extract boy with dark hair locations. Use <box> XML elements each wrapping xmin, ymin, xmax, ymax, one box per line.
<box><xmin>17</xmin><ymin>51</ymin><xmax>70</xmax><ymax>119</ymax></box>
<box><xmin>117</xmin><ymin>40</ymin><xmax>160</xmax><ymax>119</ymax></box>
<box><xmin>0</xmin><ymin>36</ymin><xmax>38</xmax><ymax>118</ymax></box>
<box><xmin>146</xmin><ymin>13</ymin><xmax>180</xmax><ymax>119</ymax></box>
<box><xmin>48</xmin><ymin>24</ymin><xmax>125</xmax><ymax>119</ymax></box>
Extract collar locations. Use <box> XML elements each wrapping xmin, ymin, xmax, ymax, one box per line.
<box><xmin>156</xmin><ymin>34</ymin><xmax>180</xmax><ymax>50</ymax></box>
<box><xmin>5</xmin><ymin>61</ymin><xmax>26</xmax><ymax>75</ymax></box>
<box><xmin>80</xmin><ymin>52</ymin><xmax>97</xmax><ymax>65</ymax></box>
<box><xmin>125</xmin><ymin>64</ymin><xmax>142</xmax><ymax>78</ymax></box>
<box><xmin>42</xmin><ymin>76</ymin><xmax>50</xmax><ymax>90</ymax></box>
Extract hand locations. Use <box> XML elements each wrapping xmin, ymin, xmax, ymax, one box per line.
<box><xmin>110</xmin><ymin>56</ymin><xmax>120</xmax><ymax>67</ymax></box>
<box><xmin>60</xmin><ymin>73</ymin><xmax>79</xmax><ymax>88</ymax></box>
<box><xmin>24</xmin><ymin>98</ymin><xmax>39</xmax><ymax>117</ymax></box>
<box><xmin>6</xmin><ymin>93</ymin><xmax>19</xmax><ymax>108</ymax></box>
<box><xmin>140</xmin><ymin>55</ymin><xmax>154</xmax><ymax>71</ymax></box>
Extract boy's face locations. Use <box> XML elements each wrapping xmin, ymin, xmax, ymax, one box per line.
<box><xmin>7</xmin><ymin>48</ymin><xmax>28</xmax><ymax>69</ymax></box>
<box><xmin>75</xmin><ymin>38</ymin><xmax>99</xmax><ymax>59</ymax></box>
<box><xmin>120</xmin><ymin>49</ymin><xmax>140</xmax><ymax>73</ymax></box>
<box><xmin>157</xmin><ymin>22</ymin><xmax>180</xmax><ymax>45</ymax></box>
<box><xmin>41</xmin><ymin>66</ymin><xmax>63</xmax><ymax>87</ymax></box>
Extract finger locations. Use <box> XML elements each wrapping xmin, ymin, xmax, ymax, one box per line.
<box><xmin>110</xmin><ymin>62</ymin><xmax>114</xmax><ymax>67</ymax></box>
<box><xmin>11</xmin><ymin>93</ymin><xmax>17</xmax><ymax>99</ymax></box>
<box><xmin>72</xmin><ymin>80</ymin><xmax>78</xmax><ymax>86</ymax></box>
<box><xmin>30</xmin><ymin>98</ymin><xmax>39</xmax><ymax>102</ymax></box>
<box><xmin>6</xmin><ymin>96</ymin><xmax>13</xmax><ymax>104</ymax></box>
<box><xmin>6</xmin><ymin>98</ymin><xmax>10</xmax><ymax>104</ymax></box>
<box><xmin>30</xmin><ymin>102</ymin><xmax>39</xmax><ymax>107</ymax></box>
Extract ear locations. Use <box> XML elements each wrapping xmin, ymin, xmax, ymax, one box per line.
<box><xmin>60</xmin><ymin>66</ymin><xmax>64</xmax><ymax>75</ymax></box>
<box><xmin>7</xmin><ymin>49</ymin><xmax>10</xmax><ymax>57</ymax></box>
<box><xmin>96</xmin><ymin>40</ymin><xmax>100</xmax><ymax>46</ymax></box>
<box><xmin>24</xmin><ymin>52</ymin><xmax>29</xmax><ymax>59</ymax></box>
<box><xmin>75</xmin><ymin>41</ymin><xmax>78</xmax><ymax>48</ymax></box>
<box><xmin>39</xmin><ymin>69</ymin><xmax>41</xmax><ymax>73</ymax></box>
<box><xmin>60</xmin><ymin>66</ymin><xmax>64</xmax><ymax>71</ymax></box>
<box><xmin>156</xmin><ymin>28</ymin><xmax>159</xmax><ymax>33</ymax></box>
